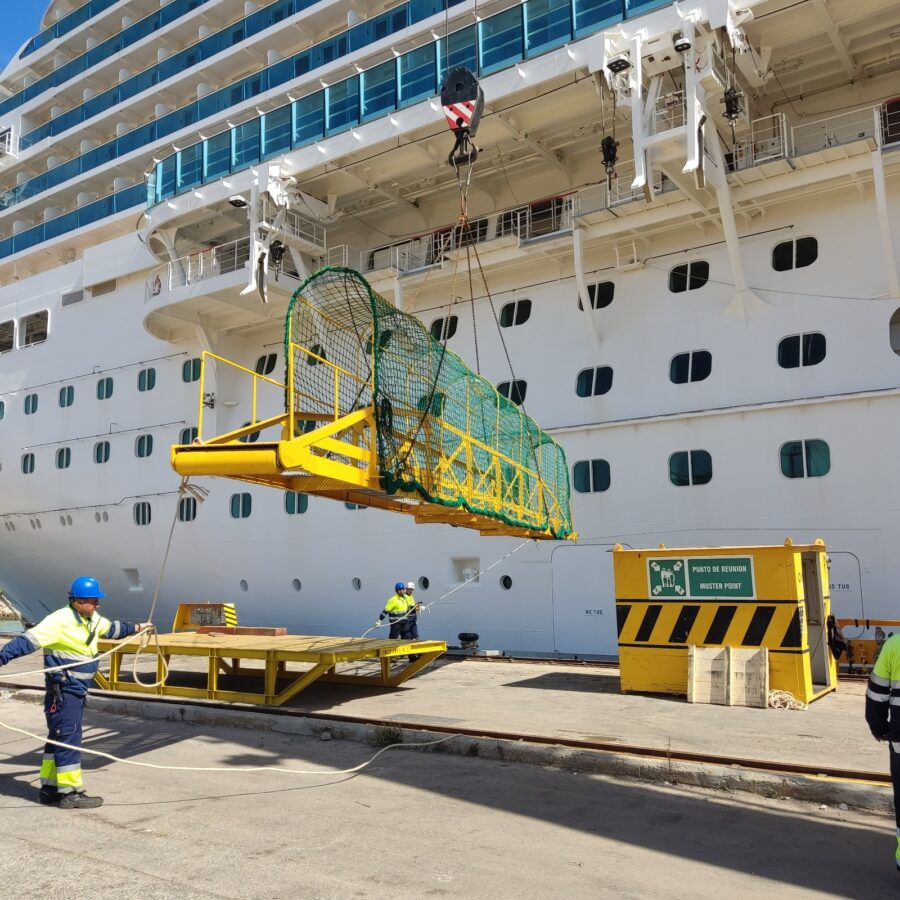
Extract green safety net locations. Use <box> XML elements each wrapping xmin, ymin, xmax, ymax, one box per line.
<box><xmin>285</xmin><ymin>267</ymin><xmax>573</xmax><ymax>538</ymax></box>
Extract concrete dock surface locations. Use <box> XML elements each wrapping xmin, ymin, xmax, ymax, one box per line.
<box><xmin>0</xmin><ymin>692</ymin><xmax>897</xmax><ymax>900</ymax></box>
<box><xmin>0</xmin><ymin>645</ymin><xmax>886</xmax><ymax>774</ymax></box>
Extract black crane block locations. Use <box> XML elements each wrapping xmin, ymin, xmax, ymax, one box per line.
<box><xmin>440</xmin><ymin>66</ymin><xmax>484</xmax><ymax>138</ymax></box>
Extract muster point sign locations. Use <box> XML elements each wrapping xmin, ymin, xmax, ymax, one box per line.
<box><xmin>648</xmin><ymin>556</ymin><xmax>755</xmax><ymax>599</ymax></box>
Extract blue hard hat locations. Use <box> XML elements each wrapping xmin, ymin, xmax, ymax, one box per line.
<box><xmin>394</xmin><ymin>582</ymin><xmax>405</xmax><ymax>592</ymax></box>
<box><xmin>69</xmin><ymin>576</ymin><xmax>105</xmax><ymax>600</ymax></box>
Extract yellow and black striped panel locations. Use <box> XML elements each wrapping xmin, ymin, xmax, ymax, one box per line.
<box><xmin>616</xmin><ymin>599</ymin><xmax>806</xmax><ymax>653</ymax></box>
<box><xmin>224</xmin><ymin>604</ymin><xmax>238</xmax><ymax>627</ymax></box>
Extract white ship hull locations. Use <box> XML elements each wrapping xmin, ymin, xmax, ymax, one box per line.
<box><xmin>1</xmin><ymin>0</ymin><xmax>898</xmax><ymax>654</ymax></box>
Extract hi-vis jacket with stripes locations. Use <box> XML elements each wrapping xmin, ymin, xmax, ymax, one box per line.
<box><xmin>0</xmin><ymin>606</ymin><xmax>137</xmax><ymax>696</ymax></box>
<box><xmin>866</xmin><ymin>633</ymin><xmax>900</xmax><ymax>746</ymax></box>
<box><xmin>379</xmin><ymin>593</ymin><xmax>407</xmax><ymax>623</ymax></box>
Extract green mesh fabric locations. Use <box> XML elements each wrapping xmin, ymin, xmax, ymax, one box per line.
<box><xmin>285</xmin><ymin>267</ymin><xmax>573</xmax><ymax>538</ymax></box>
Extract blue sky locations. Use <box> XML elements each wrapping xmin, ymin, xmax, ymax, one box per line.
<box><xmin>2</xmin><ymin>1</ymin><xmax>48</xmax><ymax>72</ymax></box>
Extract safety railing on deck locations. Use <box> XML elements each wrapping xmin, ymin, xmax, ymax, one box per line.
<box><xmin>195</xmin><ymin>351</ymin><xmax>287</xmax><ymax>444</ymax></box>
<box><xmin>729</xmin><ymin>114</ymin><xmax>790</xmax><ymax>171</ymax></box>
<box><xmin>792</xmin><ymin>106</ymin><xmax>881</xmax><ymax>156</ymax></box>
<box><xmin>653</xmin><ymin>91</ymin><xmax>687</xmax><ymax>133</ymax></box>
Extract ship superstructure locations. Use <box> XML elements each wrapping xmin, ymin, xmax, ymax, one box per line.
<box><xmin>0</xmin><ymin>0</ymin><xmax>899</xmax><ymax>656</ymax></box>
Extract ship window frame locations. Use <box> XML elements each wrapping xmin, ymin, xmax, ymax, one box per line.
<box><xmin>133</xmin><ymin>502</ymin><xmax>152</xmax><ymax>526</ymax></box>
<box><xmin>21</xmin><ymin>452</ymin><xmax>35</xmax><ymax>475</ymax></box>
<box><xmin>285</xmin><ymin>492</ymin><xmax>308</xmax><ymax>515</ymax></box>
<box><xmin>777</xmin><ymin>332</ymin><xmax>826</xmax><ymax>369</ymax></box>
<box><xmin>573</xmin><ymin>458</ymin><xmax>610</xmax><ymax>493</ymax></box>
<box><xmin>670</xmin><ymin>350</ymin><xmax>712</xmax><ymax>384</ymax></box>
<box><xmin>55</xmin><ymin>447</ymin><xmax>72</xmax><ymax>470</ymax></box>
<box><xmin>182</xmin><ymin>357</ymin><xmax>201</xmax><ymax>383</ymax></box>
<box><xmin>500</xmin><ymin>298</ymin><xmax>532</xmax><ymax>327</ymax></box>
<box><xmin>575</xmin><ymin>366</ymin><xmax>613</xmax><ymax>397</ymax></box>
<box><xmin>780</xmin><ymin>439</ymin><xmax>830</xmax><ymax>479</ymax></box>
<box><xmin>429</xmin><ymin>315</ymin><xmax>458</xmax><ymax>342</ymax></box>
<box><xmin>19</xmin><ymin>310</ymin><xmax>48</xmax><ymax>347</ymax></box>
<box><xmin>177</xmin><ymin>496</ymin><xmax>197</xmax><ymax>523</ymax></box>
<box><xmin>669</xmin><ymin>449</ymin><xmax>713</xmax><ymax>486</ymax></box>
<box><xmin>577</xmin><ymin>281</ymin><xmax>615</xmax><ymax>311</ymax></box>
<box><xmin>0</xmin><ymin>400</ymin><xmax>5</xmax><ymax>420</ymax></box>
<box><xmin>772</xmin><ymin>237</ymin><xmax>818</xmax><ymax>272</ymax></box>
<box><xmin>669</xmin><ymin>261</ymin><xmax>710</xmax><ymax>293</ymax></box>
<box><xmin>137</xmin><ymin>367</ymin><xmax>157</xmax><ymax>392</ymax></box>
<box><xmin>230</xmin><ymin>492</ymin><xmax>252</xmax><ymax>519</ymax></box>
<box><xmin>24</xmin><ymin>393</ymin><xmax>38</xmax><ymax>415</ymax></box>
<box><xmin>0</xmin><ymin>319</ymin><xmax>14</xmax><ymax>353</ymax></box>
<box><xmin>93</xmin><ymin>441</ymin><xmax>110</xmax><ymax>465</ymax></box>
<box><xmin>180</xmin><ymin>427</ymin><xmax>198</xmax><ymax>445</ymax></box>
<box><xmin>96</xmin><ymin>376</ymin><xmax>114</xmax><ymax>400</ymax></box>
<box><xmin>58</xmin><ymin>385</ymin><xmax>75</xmax><ymax>407</ymax></box>
<box><xmin>254</xmin><ymin>353</ymin><xmax>277</xmax><ymax>376</ymax></box>
<box><xmin>135</xmin><ymin>434</ymin><xmax>154</xmax><ymax>459</ymax></box>
<box><xmin>497</xmin><ymin>379</ymin><xmax>527</xmax><ymax>405</ymax></box>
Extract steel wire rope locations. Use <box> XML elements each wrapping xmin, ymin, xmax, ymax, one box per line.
<box><xmin>465</xmin><ymin>226</ymin><xmax>558</xmax><ymax>531</ymax></box>
<box><xmin>360</xmin><ymin>537</ymin><xmax>532</xmax><ymax>638</ymax></box>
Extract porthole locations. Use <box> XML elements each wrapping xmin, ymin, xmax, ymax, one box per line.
<box><xmin>36</xmin><ymin>519</ymin><xmax>42</xmax><ymax>529</ymax></box>
<box><xmin>352</xmin><ymin>577</ymin><xmax>362</xmax><ymax>591</ymax></box>
<box><xmin>255</xmin><ymin>353</ymin><xmax>277</xmax><ymax>376</ymax></box>
<box><xmin>182</xmin><ymin>358</ymin><xmax>201</xmax><ymax>382</ymax></box>
<box><xmin>292</xmin><ymin>579</ymin><xmax>302</xmax><ymax>592</ymax></box>
<box><xmin>66</xmin><ymin>515</ymin><xmax>72</xmax><ymax>526</ymax></box>
<box><xmin>499</xmin><ymin>575</ymin><xmax>512</xmax><ymax>590</ymax></box>
<box><xmin>418</xmin><ymin>577</ymin><xmax>429</xmax><ymax>590</ymax></box>
<box><xmin>94</xmin><ymin>512</ymin><xmax>101</xmax><ymax>523</ymax></box>
<box><xmin>59</xmin><ymin>515</ymin><xmax>66</xmax><ymax>526</ymax></box>
<box><xmin>180</xmin><ymin>427</ymin><xmax>199</xmax><ymax>444</ymax></box>
<box><xmin>30</xmin><ymin>520</ymin><xmax>36</xmax><ymax>530</ymax></box>
<box><xmin>102</xmin><ymin>511</ymin><xmax>109</xmax><ymax>522</ymax></box>
<box><xmin>669</xmin><ymin>261</ymin><xmax>709</xmax><ymax>293</ymax></box>
<box><xmin>240</xmin><ymin>579</ymin><xmax>249</xmax><ymax>592</ymax></box>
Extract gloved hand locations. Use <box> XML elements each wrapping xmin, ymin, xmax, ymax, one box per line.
<box><xmin>373</xmin><ymin>621</ymin><xmax>381</xmax><ymax>629</ymax></box>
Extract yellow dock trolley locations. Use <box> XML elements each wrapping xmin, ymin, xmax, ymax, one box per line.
<box><xmin>612</xmin><ymin>539</ymin><xmax>837</xmax><ymax>704</ymax></box>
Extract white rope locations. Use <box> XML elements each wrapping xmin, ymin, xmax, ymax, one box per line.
<box><xmin>360</xmin><ymin>538</ymin><xmax>533</xmax><ymax>638</ymax></box>
<box><xmin>767</xmin><ymin>689</ymin><xmax>808</xmax><ymax>711</ymax></box>
<box><xmin>0</xmin><ymin>718</ymin><xmax>454</xmax><ymax>775</ymax></box>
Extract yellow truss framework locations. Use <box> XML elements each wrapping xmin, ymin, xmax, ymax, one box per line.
<box><xmin>171</xmin><ymin>337</ymin><xmax>575</xmax><ymax>540</ymax></box>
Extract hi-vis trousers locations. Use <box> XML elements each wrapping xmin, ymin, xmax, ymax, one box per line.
<box><xmin>41</xmin><ymin>685</ymin><xmax>85</xmax><ymax>794</ymax></box>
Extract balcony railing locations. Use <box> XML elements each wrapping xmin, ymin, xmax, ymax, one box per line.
<box><xmin>729</xmin><ymin>115</ymin><xmax>790</xmax><ymax>172</ymax></box>
<box><xmin>145</xmin><ymin>235</ymin><xmax>302</xmax><ymax>303</ymax></box>
<box><xmin>792</xmin><ymin>106</ymin><xmax>881</xmax><ymax>157</ymax></box>
<box><xmin>653</xmin><ymin>91</ymin><xmax>687</xmax><ymax>133</ymax></box>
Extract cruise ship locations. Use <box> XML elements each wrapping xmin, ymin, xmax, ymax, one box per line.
<box><xmin>0</xmin><ymin>0</ymin><xmax>898</xmax><ymax>657</ymax></box>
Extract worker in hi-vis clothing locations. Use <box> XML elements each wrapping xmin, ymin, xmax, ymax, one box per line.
<box><xmin>403</xmin><ymin>582</ymin><xmax>421</xmax><ymax>642</ymax></box>
<box><xmin>0</xmin><ymin>577</ymin><xmax>149</xmax><ymax>809</ymax></box>
<box><xmin>374</xmin><ymin>582</ymin><xmax>407</xmax><ymax>639</ymax></box>
<box><xmin>865</xmin><ymin>632</ymin><xmax>900</xmax><ymax>872</ymax></box>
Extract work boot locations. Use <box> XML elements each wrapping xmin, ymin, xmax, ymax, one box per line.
<box><xmin>38</xmin><ymin>786</ymin><xmax>59</xmax><ymax>805</ymax></box>
<box><xmin>59</xmin><ymin>790</ymin><xmax>103</xmax><ymax>810</ymax></box>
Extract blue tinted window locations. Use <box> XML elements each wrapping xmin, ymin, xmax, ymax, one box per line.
<box><xmin>177</xmin><ymin>144</ymin><xmax>203</xmax><ymax>193</ymax></box>
<box><xmin>399</xmin><ymin>44</ymin><xmax>437</xmax><ymax>106</ymax></box>
<box><xmin>204</xmin><ymin>132</ymin><xmax>232</xmax><ymax>181</ymax></box>
<box><xmin>293</xmin><ymin>94</ymin><xmax>325</xmax><ymax>146</ymax></box>
<box><xmin>479</xmin><ymin>8</ymin><xmax>524</xmax><ymax>75</ymax></box>
<box><xmin>326</xmin><ymin>79</ymin><xmax>360</xmax><ymax>134</ymax></box>
<box><xmin>572</xmin><ymin>0</ymin><xmax>621</xmax><ymax>36</ymax></box>
<box><xmin>440</xmin><ymin>26</ymin><xmax>478</xmax><ymax>79</ymax></box>
<box><xmin>262</xmin><ymin>105</ymin><xmax>292</xmax><ymax>158</ymax></box>
<box><xmin>525</xmin><ymin>0</ymin><xmax>572</xmax><ymax>56</ymax></box>
<box><xmin>362</xmin><ymin>61</ymin><xmax>397</xmax><ymax>122</ymax></box>
<box><xmin>233</xmin><ymin>119</ymin><xmax>261</xmax><ymax>169</ymax></box>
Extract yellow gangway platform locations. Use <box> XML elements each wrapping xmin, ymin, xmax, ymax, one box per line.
<box><xmin>95</xmin><ymin>632</ymin><xmax>447</xmax><ymax>706</ymax></box>
<box><xmin>171</xmin><ymin>266</ymin><xmax>574</xmax><ymax>540</ymax></box>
